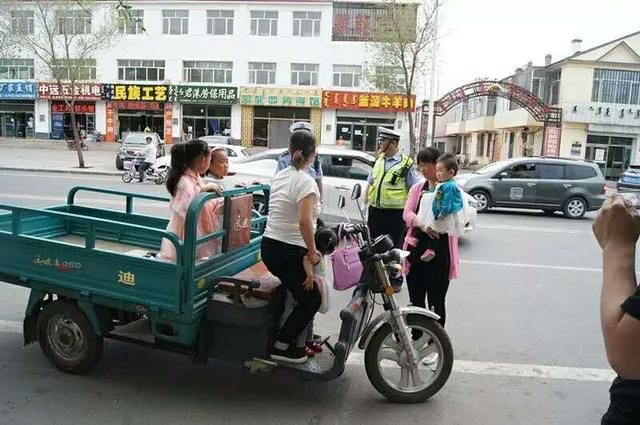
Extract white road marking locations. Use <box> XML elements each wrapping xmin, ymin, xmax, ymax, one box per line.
<box><xmin>0</xmin><ymin>319</ymin><xmax>615</xmax><ymax>382</ymax></box>
<box><xmin>0</xmin><ymin>193</ymin><xmax>166</xmax><ymax>209</ymax></box>
<box><xmin>345</xmin><ymin>352</ymin><xmax>615</xmax><ymax>383</ymax></box>
<box><xmin>477</xmin><ymin>224</ymin><xmax>588</xmax><ymax>235</ymax></box>
<box><xmin>0</xmin><ymin>319</ymin><xmax>22</xmax><ymax>334</ymax></box>
<box><xmin>0</xmin><ymin>171</ymin><xmax>114</xmax><ymax>182</ymax></box>
<box><xmin>460</xmin><ymin>259</ymin><xmax>602</xmax><ymax>273</ymax></box>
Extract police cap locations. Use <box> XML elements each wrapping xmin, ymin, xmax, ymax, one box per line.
<box><xmin>377</xmin><ymin>127</ymin><xmax>401</xmax><ymax>142</ymax></box>
<box><xmin>289</xmin><ymin>121</ymin><xmax>314</xmax><ymax>134</ymax></box>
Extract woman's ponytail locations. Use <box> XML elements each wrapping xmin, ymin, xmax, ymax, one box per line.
<box><xmin>289</xmin><ymin>131</ymin><xmax>316</xmax><ymax>171</ymax></box>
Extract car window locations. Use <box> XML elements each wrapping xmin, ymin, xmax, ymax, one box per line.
<box><xmin>503</xmin><ymin>163</ymin><xmax>536</xmax><ymax>179</ymax></box>
<box><xmin>226</xmin><ymin>148</ymin><xmax>237</xmax><ymax>157</ymax></box>
<box><xmin>565</xmin><ymin>164</ymin><xmax>597</xmax><ymax>180</ymax></box>
<box><xmin>321</xmin><ymin>155</ymin><xmax>372</xmax><ymax>180</ymax></box>
<box><xmin>537</xmin><ymin>164</ymin><xmax>565</xmax><ymax>180</ymax></box>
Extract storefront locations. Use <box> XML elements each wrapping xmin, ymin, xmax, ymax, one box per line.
<box><xmin>0</xmin><ymin>81</ymin><xmax>36</xmax><ymax>138</ymax></box>
<box><xmin>585</xmin><ymin>134</ymin><xmax>634</xmax><ymax>180</ymax></box>
<box><xmin>169</xmin><ymin>85</ymin><xmax>237</xmax><ymax>140</ymax></box>
<box><xmin>38</xmin><ymin>82</ymin><xmax>102</xmax><ymax>140</ymax></box>
<box><xmin>102</xmin><ymin>84</ymin><xmax>169</xmax><ymax>141</ymax></box>
<box><xmin>321</xmin><ymin>90</ymin><xmax>415</xmax><ymax>153</ymax></box>
<box><xmin>239</xmin><ymin>87</ymin><xmax>322</xmax><ymax>147</ymax></box>
<box><xmin>50</xmin><ymin>102</ymin><xmax>95</xmax><ymax>140</ymax></box>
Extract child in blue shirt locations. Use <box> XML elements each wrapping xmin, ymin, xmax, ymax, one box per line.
<box><xmin>413</xmin><ymin>154</ymin><xmax>465</xmax><ymax>263</ymax></box>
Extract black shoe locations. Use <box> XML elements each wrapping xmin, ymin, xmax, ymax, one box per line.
<box><xmin>270</xmin><ymin>346</ymin><xmax>308</xmax><ymax>364</ymax></box>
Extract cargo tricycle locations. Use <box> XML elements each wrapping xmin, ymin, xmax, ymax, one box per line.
<box><xmin>0</xmin><ymin>183</ymin><xmax>453</xmax><ymax>403</ymax></box>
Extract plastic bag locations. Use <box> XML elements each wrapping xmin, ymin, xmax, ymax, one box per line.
<box><xmin>314</xmin><ymin>255</ymin><xmax>333</xmax><ymax>314</ymax></box>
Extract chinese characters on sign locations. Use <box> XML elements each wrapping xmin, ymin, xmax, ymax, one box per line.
<box><xmin>543</xmin><ymin>126</ymin><xmax>562</xmax><ymax>157</ymax></box>
<box><xmin>102</xmin><ymin>84</ymin><xmax>168</xmax><ymax>102</ymax></box>
<box><xmin>239</xmin><ymin>88</ymin><xmax>322</xmax><ymax>108</ymax></box>
<box><xmin>38</xmin><ymin>82</ymin><xmax>101</xmax><ymax>101</ymax></box>
<box><xmin>164</xmin><ymin>103</ymin><xmax>173</xmax><ymax>143</ymax></box>
<box><xmin>110</xmin><ymin>101</ymin><xmax>162</xmax><ymax>111</ymax></box>
<box><xmin>105</xmin><ymin>102</ymin><xmax>116</xmax><ymax>142</ymax></box>
<box><xmin>51</xmin><ymin>102</ymin><xmax>96</xmax><ymax>114</ymax></box>
<box><xmin>117</xmin><ymin>270</ymin><xmax>136</xmax><ymax>286</ymax></box>
<box><xmin>0</xmin><ymin>81</ymin><xmax>36</xmax><ymax>100</ymax></box>
<box><xmin>168</xmin><ymin>85</ymin><xmax>238</xmax><ymax>104</ymax></box>
<box><xmin>322</xmin><ymin>90</ymin><xmax>416</xmax><ymax>112</ymax></box>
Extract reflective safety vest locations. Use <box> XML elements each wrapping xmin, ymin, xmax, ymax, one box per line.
<box><xmin>368</xmin><ymin>154</ymin><xmax>413</xmax><ymax>210</ymax></box>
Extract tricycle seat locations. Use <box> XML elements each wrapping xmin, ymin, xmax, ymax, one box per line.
<box><xmin>215</xmin><ymin>261</ymin><xmax>281</xmax><ymax>301</ymax></box>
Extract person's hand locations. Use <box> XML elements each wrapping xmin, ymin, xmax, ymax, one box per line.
<box><xmin>201</xmin><ymin>183</ymin><xmax>223</xmax><ymax>195</ymax></box>
<box><xmin>303</xmin><ymin>271</ymin><xmax>315</xmax><ymax>291</ymax></box>
<box><xmin>593</xmin><ymin>194</ymin><xmax>640</xmax><ymax>251</ymax></box>
<box><xmin>306</xmin><ymin>250</ymin><xmax>321</xmax><ymax>266</ymax></box>
<box><xmin>422</xmin><ymin>226</ymin><xmax>440</xmax><ymax>240</ymax></box>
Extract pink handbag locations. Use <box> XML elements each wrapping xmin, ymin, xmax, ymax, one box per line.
<box><xmin>331</xmin><ymin>224</ymin><xmax>363</xmax><ymax>291</ymax></box>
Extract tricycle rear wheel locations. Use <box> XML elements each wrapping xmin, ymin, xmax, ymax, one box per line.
<box><xmin>37</xmin><ymin>300</ymin><xmax>103</xmax><ymax>375</ymax></box>
<box><xmin>364</xmin><ymin>314</ymin><xmax>453</xmax><ymax>403</ymax></box>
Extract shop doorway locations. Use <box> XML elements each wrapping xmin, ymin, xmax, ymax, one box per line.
<box><xmin>585</xmin><ymin>135</ymin><xmax>633</xmax><ymax>180</ymax></box>
<box><xmin>118</xmin><ymin>113</ymin><xmax>164</xmax><ymax>139</ymax></box>
<box><xmin>0</xmin><ymin>112</ymin><xmax>34</xmax><ymax>138</ymax></box>
<box><xmin>182</xmin><ymin>104</ymin><xmax>231</xmax><ymax>140</ymax></box>
<box><xmin>336</xmin><ymin>117</ymin><xmax>394</xmax><ymax>153</ymax></box>
<box><xmin>253</xmin><ymin>107</ymin><xmax>310</xmax><ymax>148</ymax></box>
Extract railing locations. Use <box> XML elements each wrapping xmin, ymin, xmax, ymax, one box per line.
<box><xmin>67</xmin><ymin>186</ymin><xmax>170</xmax><ymax>214</ymax></box>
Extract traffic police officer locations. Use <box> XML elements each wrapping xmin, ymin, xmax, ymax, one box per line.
<box><xmin>365</xmin><ymin>127</ymin><xmax>420</xmax><ymax>248</ymax></box>
<box><xmin>275</xmin><ymin>121</ymin><xmax>323</xmax><ymax>197</ymax></box>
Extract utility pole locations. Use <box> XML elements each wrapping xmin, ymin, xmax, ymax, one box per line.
<box><xmin>426</xmin><ymin>0</ymin><xmax>439</xmax><ymax>147</ymax></box>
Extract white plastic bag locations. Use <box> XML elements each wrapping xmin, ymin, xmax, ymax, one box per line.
<box><xmin>314</xmin><ymin>255</ymin><xmax>333</xmax><ymax>314</ymax></box>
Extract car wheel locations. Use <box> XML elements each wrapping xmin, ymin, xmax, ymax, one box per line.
<box><xmin>470</xmin><ymin>190</ymin><xmax>490</xmax><ymax>213</ymax></box>
<box><xmin>563</xmin><ymin>197</ymin><xmax>586</xmax><ymax>219</ymax></box>
<box><xmin>115</xmin><ymin>156</ymin><xmax>124</xmax><ymax>170</ymax></box>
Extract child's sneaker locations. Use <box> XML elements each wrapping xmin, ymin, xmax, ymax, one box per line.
<box><xmin>420</xmin><ymin>249</ymin><xmax>436</xmax><ymax>263</ymax></box>
<box><xmin>270</xmin><ymin>346</ymin><xmax>308</xmax><ymax>364</ymax></box>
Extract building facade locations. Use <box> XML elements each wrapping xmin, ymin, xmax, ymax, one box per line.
<box><xmin>0</xmin><ymin>0</ymin><xmax>422</xmax><ymax>153</ymax></box>
<box><xmin>443</xmin><ymin>32</ymin><xmax>640</xmax><ymax>179</ymax></box>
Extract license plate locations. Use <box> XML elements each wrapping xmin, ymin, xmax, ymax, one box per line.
<box><xmin>623</xmin><ymin>175</ymin><xmax>640</xmax><ymax>184</ymax></box>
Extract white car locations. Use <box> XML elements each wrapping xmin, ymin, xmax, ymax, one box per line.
<box><xmin>224</xmin><ymin>146</ymin><xmax>478</xmax><ymax>232</ymax></box>
<box><xmin>154</xmin><ymin>143</ymin><xmax>250</xmax><ymax>171</ymax></box>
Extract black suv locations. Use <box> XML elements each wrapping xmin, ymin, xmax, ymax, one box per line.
<box><xmin>456</xmin><ymin>157</ymin><xmax>606</xmax><ymax>219</ymax></box>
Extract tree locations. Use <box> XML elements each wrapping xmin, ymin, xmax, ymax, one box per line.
<box><xmin>365</xmin><ymin>0</ymin><xmax>440</xmax><ymax>158</ymax></box>
<box><xmin>0</xmin><ymin>0</ymin><xmax>124</xmax><ymax>167</ymax></box>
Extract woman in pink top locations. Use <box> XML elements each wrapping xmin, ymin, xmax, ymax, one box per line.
<box><xmin>158</xmin><ymin>140</ymin><xmax>224</xmax><ymax>262</ymax></box>
<box><xmin>403</xmin><ymin>147</ymin><xmax>460</xmax><ymax>333</ymax></box>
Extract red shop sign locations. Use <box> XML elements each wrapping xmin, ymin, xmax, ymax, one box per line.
<box><xmin>51</xmin><ymin>102</ymin><xmax>96</xmax><ymax>114</ymax></box>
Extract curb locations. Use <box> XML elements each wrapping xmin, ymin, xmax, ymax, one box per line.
<box><xmin>0</xmin><ymin>167</ymin><xmax>121</xmax><ymax>177</ymax></box>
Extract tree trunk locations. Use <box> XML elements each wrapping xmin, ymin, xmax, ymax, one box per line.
<box><xmin>69</xmin><ymin>103</ymin><xmax>85</xmax><ymax>168</ymax></box>
<box><xmin>407</xmin><ymin>110</ymin><xmax>417</xmax><ymax>159</ymax></box>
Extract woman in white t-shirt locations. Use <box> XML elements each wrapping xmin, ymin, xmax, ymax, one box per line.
<box><xmin>261</xmin><ymin>130</ymin><xmax>322</xmax><ymax>364</ymax></box>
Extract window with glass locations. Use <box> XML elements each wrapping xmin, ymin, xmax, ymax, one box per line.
<box><xmin>0</xmin><ymin>59</ymin><xmax>34</xmax><ymax>79</ymax></box>
<box><xmin>11</xmin><ymin>10</ymin><xmax>34</xmax><ymax>34</ymax></box>
<box><xmin>592</xmin><ymin>69</ymin><xmax>640</xmax><ymax>105</ymax></box>
<box><xmin>162</xmin><ymin>10</ymin><xmax>189</xmax><ymax>35</ymax></box>
<box><xmin>118</xmin><ymin>60</ymin><xmax>165</xmax><ymax>82</ymax></box>
<box><xmin>119</xmin><ymin>9</ymin><xmax>144</xmax><ymax>34</ymax></box>
<box><xmin>375</xmin><ymin>66</ymin><xmax>405</xmax><ymax>91</ymax></box>
<box><xmin>333</xmin><ymin>65</ymin><xmax>361</xmax><ymax>88</ymax></box>
<box><xmin>250</xmin><ymin>11</ymin><xmax>278</xmax><ymax>36</ymax></box>
<box><xmin>504</xmin><ymin>162</ymin><xmax>536</xmax><ymax>179</ymax></box>
<box><xmin>207</xmin><ymin>10</ymin><xmax>234</xmax><ymax>35</ymax></box>
<box><xmin>293</xmin><ymin>11</ymin><xmax>321</xmax><ymax>37</ymax></box>
<box><xmin>291</xmin><ymin>63</ymin><xmax>318</xmax><ymax>86</ymax></box>
<box><xmin>249</xmin><ymin>62</ymin><xmax>276</xmax><ymax>85</ymax></box>
<box><xmin>476</xmin><ymin>134</ymin><xmax>485</xmax><ymax>157</ymax></box>
<box><xmin>531</xmin><ymin>77</ymin><xmax>545</xmax><ymax>99</ymax></box>
<box><xmin>537</xmin><ymin>164</ymin><xmax>565</xmax><ymax>180</ymax></box>
<box><xmin>51</xmin><ymin>59</ymin><xmax>96</xmax><ymax>80</ymax></box>
<box><xmin>548</xmin><ymin>70</ymin><xmax>561</xmax><ymax>105</ymax></box>
<box><xmin>320</xmin><ymin>155</ymin><xmax>372</xmax><ymax>180</ymax></box>
<box><xmin>183</xmin><ymin>61</ymin><xmax>233</xmax><ymax>84</ymax></box>
<box><xmin>58</xmin><ymin>10</ymin><xmax>92</xmax><ymax>34</ymax></box>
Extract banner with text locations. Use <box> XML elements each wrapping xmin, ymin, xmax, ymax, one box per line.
<box><xmin>322</xmin><ymin>90</ymin><xmax>415</xmax><ymax>112</ymax></box>
<box><xmin>239</xmin><ymin>87</ymin><xmax>322</xmax><ymax>108</ymax></box>
<box><xmin>168</xmin><ymin>85</ymin><xmax>237</xmax><ymax>104</ymax></box>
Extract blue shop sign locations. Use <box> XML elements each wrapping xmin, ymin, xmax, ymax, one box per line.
<box><xmin>0</xmin><ymin>81</ymin><xmax>36</xmax><ymax>100</ymax></box>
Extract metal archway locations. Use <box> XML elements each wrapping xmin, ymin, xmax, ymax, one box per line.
<box><xmin>424</xmin><ymin>80</ymin><xmax>562</xmax><ymax>156</ymax></box>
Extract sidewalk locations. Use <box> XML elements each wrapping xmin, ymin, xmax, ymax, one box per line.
<box><xmin>0</xmin><ymin>138</ymin><xmax>120</xmax><ymax>176</ymax></box>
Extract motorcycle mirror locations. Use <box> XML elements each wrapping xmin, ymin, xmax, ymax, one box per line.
<box><xmin>351</xmin><ymin>184</ymin><xmax>362</xmax><ymax>200</ymax></box>
<box><xmin>338</xmin><ymin>195</ymin><xmax>346</xmax><ymax>210</ymax></box>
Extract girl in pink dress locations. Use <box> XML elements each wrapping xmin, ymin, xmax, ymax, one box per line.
<box><xmin>158</xmin><ymin>140</ymin><xmax>224</xmax><ymax>262</ymax></box>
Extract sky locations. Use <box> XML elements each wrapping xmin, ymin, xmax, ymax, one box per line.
<box><xmin>431</xmin><ymin>0</ymin><xmax>640</xmax><ymax>96</ymax></box>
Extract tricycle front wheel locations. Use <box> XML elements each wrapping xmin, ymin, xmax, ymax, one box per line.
<box><xmin>37</xmin><ymin>300</ymin><xmax>103</xmax><ymax>375</ymax></box>
<box><xmin>364</xmin><ymin>314</ymin><xmax>453</xmax><ymax>403</ymax></box>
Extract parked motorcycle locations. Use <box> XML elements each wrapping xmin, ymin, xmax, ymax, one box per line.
<box><xmin>121</xmin><ymin>157</ymin><xmax>167</xmax><ymax>185</ymax></box>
